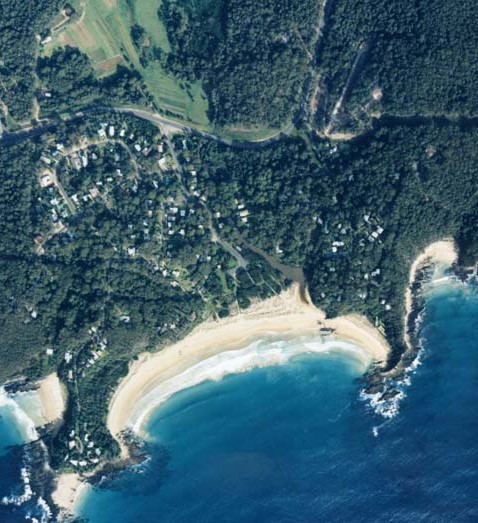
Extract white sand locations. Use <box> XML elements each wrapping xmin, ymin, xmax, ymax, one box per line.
<box><xmin>52</xmin><ymin>473</ymin><xmax>86</xmax><ymax>519</ymax></box>
<box><xmin>108</xmin><ymin>284</ymin><xmax>390</xmax><ymax>457</ymax></box>
<box><xmin>12</xmin><ymin>374</ymin><xmax>66</xmax><ymax>429</ymax></box>
<box><xmin>36</xmin><ymin>374</ymin><xmax>67</xmax><ymax>426</ymax></box>
<box><xmin>404</xmin><ymin>240</ymin><xmax>458</xmax><ymax>351</ymax></box>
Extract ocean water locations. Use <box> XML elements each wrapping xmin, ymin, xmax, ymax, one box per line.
<box><xmin>0</xmin><ymin>391</ymin><xmax>38</xmax><ymax>523</ymax></box>
<box><xmin>2</xmin><ymin>279</ymin><xmax>478</xmax><ymax>522</ymax></box>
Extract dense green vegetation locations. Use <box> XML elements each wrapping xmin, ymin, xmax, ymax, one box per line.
<box><xmin>0</xmin><ymin>112</ymin><xmax>289</xmax><ymax>466</ymax></box>
<box><xmin>3</xmin><ymin>114</ymin><xmax>477</xmax><ymax>464</ymax></box>
<box><xmin>37</xmin><ymin>48</ymin><xmax>148</xmax><ymax>115</ymax></box>
<box><xmin>1</xmin><ymin>0</ymin><xmax>478</xmax><ymax>477</ymax></box>
<box><xmin>161</xmin><ymin>0</ymin><xmax>321</xmax><ymax>128</ymax></box>
<box><xmin>317</xmin><ymin>0</ymin><xmax>478</xmax><ymax>131</ymax></box>
<box><xmin>185</xmin><ymin>121</ymin><xmax>478</xmax><ymax>363</ymax></box>
<box><xmin>0</xmin><ymin>0</ymin><xmax>64</xmax><ymax>121</ymax></box>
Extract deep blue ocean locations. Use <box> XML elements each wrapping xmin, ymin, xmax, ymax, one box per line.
<box><xmin>1</xmin><ymin>280</ymin><xmax>478</xmax><ymax>522</ymax></box>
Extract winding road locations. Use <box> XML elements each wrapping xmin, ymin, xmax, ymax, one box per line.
<box><xmin>0</xmin><ymin>105</ymin><xmax>294</xmax><ymax>149</ymax></box>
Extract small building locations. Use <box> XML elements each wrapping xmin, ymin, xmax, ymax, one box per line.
<box><xmin>40</xmin><ymin>173</ymin><xmax>53</xmax><ymax>187</ymax></box>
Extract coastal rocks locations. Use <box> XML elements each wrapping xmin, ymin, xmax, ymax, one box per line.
<box><xmin>360</xmin><ymin>262</ymin><xmax>446</xmax><ymax>421</ymax></box>
<box><xmin>3</xmin><ymin>378</ymin><xmax>37</xmax><ymax>395</ymax></box>
<box><xmin>1</xmin><ymin>440</ymin><xmax>58</xmax><ymax>522</ymax></box>
<box><xmin>87</xmin><ymin>429</ymin><xmax>147</xmax><ymax>487</ymax></box>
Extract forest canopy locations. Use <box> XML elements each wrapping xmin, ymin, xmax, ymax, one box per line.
<box><xmin>160</xmin><ymin>0</ymin><xmax>321</xmax><ymax>128</ymax></box>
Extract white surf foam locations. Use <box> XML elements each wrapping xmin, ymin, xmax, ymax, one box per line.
<box><xmin>1</xmin><ymin>466</ymin><xmax>33</xmax><ymax>506</ymax></box>
<box><xmin>0</xmin><ymin>387</ymin><xmax>39</xmax><ymax>442</ymax></box>
<box><xmin>130</xmin><ymin>333</ymin><xmax>372</xmax><ymax>434</ymax></box>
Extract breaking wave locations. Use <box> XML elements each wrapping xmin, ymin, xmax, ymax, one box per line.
<box><xmin>130</xmin><ymin>333</ymin><xmax>372</xmax><ymax>434</ymax></box>
<box><xmin>0</xmin><ymin>387</ymin><xmax>39</xmax><ymax>442</ymax></box>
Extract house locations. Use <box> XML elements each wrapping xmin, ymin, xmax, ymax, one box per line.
<box><xmin>98</xmin><ymin>128</ymin><xmax>107</xmax><ymax>139</ymax></box>
<box><xmin>72</xmin><ymin>156</ymin><xmax>82</xmax><ymax>170</ymax></box>
<box><xmin>40</xmin><ymin>173</ymin><xmax>53</xmax><ymax>188</ymax></box>
<box><xmin>108</xmin><ymin>125</ymin><xmax>115</xmax><ymax>137</ymax></box>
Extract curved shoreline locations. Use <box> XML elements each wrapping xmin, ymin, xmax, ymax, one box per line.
<box><xmin>107</xmin><ymin>284</ymin><xmax>390</xmax><ymax>457</ymax></box>
<box><xmin>130</xmin><ymin>336</ymin><xmax>374</xmax><ymax>436</ymax></box>
<box><xmin>396</xmin><ymin>239</ymin><xmax>457</xmax><ymax>373</ymax></box>
<box><xmin>50</xmin><ymin>242</ymin><xmax>460</xmax><ymax>517</ymax></box>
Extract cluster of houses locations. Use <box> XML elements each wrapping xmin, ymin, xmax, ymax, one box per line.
<box><xmin>65</xmin><ymin>429</ymin><xmax>102</xmax><ymax>469</ymax></box>
<box><xmin>235</xmin><ymin>200</ymin><xmax>250</xmax><ymax>225</ymax></box>
<box><xmin>363</xmin><ymin>213</ymin><xmax>384</xmax><ymax>243</ymax></box>
<box><xmin>211</xmin><ymin>199</ymin><xmax>250</xmax><ymax>231</ymax></box>
<box><xmin>63</xmin><ymin>327</ymin><xmax>108</xmax><ymax>382</ymax></box>
<box><xmin>165</xmin><ymin>199</ymin><xmax>199</xmax><ymax>239</ymax></box>
<box><xmin>36</xmin><ymin>124</ymin><xmax>168</xmax><ymax>249</ymax></box>
<box><xmin>97</xmin><ymin>122</ymin><xmax>170</xmax><ymax>168</ymax></box>
<box><xmin>79</xmin><ymin>328</ymin><xmax>108</xmax><ymax>377</ymax></box>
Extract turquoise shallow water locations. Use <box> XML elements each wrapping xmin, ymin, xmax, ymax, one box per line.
<box><xmin>2</xmin><ymin>280</ymin><xmax>478</xmax><ymax>522</ymax></box>
<box><xmin>0</xmin><ymin>399</ymin><xmax>34</xmax><ymax>522</ymax></box>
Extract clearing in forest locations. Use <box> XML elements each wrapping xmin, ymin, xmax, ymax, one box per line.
<box><xmin>42</xmin><ymin>0</ymin><xmax>209</xmax><ymax>126</ymax></box>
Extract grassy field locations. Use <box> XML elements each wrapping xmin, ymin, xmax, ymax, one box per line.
<box><xmin>133</xmin><ymin>0</ymin><xmax>171</xmax><ymax>51</ymax></box>
<box><xmin>43</xmin><ymin>0</ymin><xmax>209</xmax><ymax>126</ymax></box>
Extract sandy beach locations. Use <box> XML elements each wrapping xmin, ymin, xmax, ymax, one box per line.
<box><xmin>15</xmin><ymin>373</ymin><xmax>67</xmax><ymax>428</ymax></box>
<box><xmin>36</xmin><ymin>373</ymin><xmax>67</xmax><ymax>426</ymax></box>
<box><xmin>404</xmin><ymin>240</ymin><xmax>457</xmax><ymax>351</ymax></box>
<box><xmin>108</xmin><ymin>284</ymin><xmax>390</xmax><ymax>457</ymax></box>
<box><xmin>52</xmin><ymin>472</ymin><xmax>86</xmax><ymax>519</ymax></box>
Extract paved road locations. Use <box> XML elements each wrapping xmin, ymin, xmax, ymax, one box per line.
<box><xmin>0</xmin><ymin>106</ymin><xmax>294</xmax><ymax>149</ymax></box>
<box><xmin>114</xmin><ymin>107</ymin><xmax>294</xmax><ymax>148</ymax></box>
